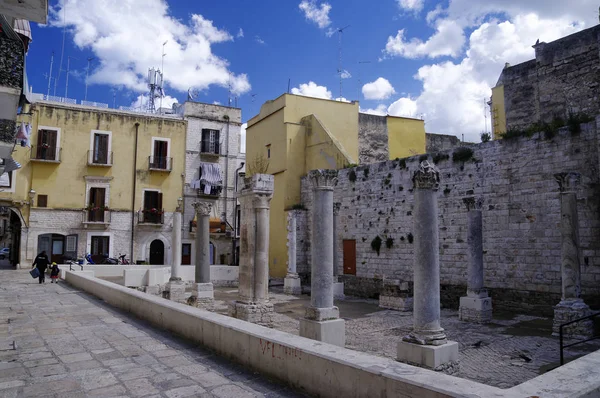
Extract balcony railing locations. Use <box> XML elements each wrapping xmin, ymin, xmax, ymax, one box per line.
<box><xmin>82</xmin><ymin>209</ymin><xmax>111</xmax><ymax>225</ymax></box>
<box><xmin>200</xmin><ymin>142</ymin><xmax>220</xmax><ymax>157</ymax></box>
<box><xmin>148</xmin><ymin>156</ymin><xmax>172</xmax><ymax>172</ymax></box>
<box><xmin>138</xmin><ymin>209</ymin><xmax>164</xmax><ymax>225</ymax></box>
<box><xmin>30</xmin><ymin>146</ymin><xmax>61</xmax><ymax>162</ymax></box>
<box><xmin>87</xmin><ymin>150</ymin><xmax>113</xmax><ymax>166</ymax></box>
<box><xmin>197</xmin><ymin>184</ymin><xmax>223</xmax><ymax>198</ymax></box>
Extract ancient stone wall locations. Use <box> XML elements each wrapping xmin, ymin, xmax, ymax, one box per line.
<box><xmin>426</xmin><ymin>133</ymin><xmax>463</xmax><ymax>153</ymax></box>
<box><xmin>298</xmin><ymin>119</ymin><xmax>600</xmax><ymax>315</ymax></box>
<box><xmin>358</xmin><ymin>113</ymin><xmax>389</xmax><ymax>164</ymax></box>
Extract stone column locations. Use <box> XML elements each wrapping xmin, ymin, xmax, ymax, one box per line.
<box><xmin>397</xmin><ymin>161</ymin><xmax>458</xmax><ymax>373</ymax></box>
<box><xmin>164</xmin><ymin>210</ymin><xmax>185</xmax><ymax>303</ymax></box>
<box><xmin>229</xmin><ymin>174</ymin><xmax>274</xmax><ymax>327</ymax></box>
<box><xmin>299</xmin><ymin>170</ymin><xmax>345</xmax><ymax>347</ymax></box>
<box><xmin>190</xmin><ymin>201</ymin><xmax>214</xmax><ymax>308</ymax></box>
<box><xmin>284</xmin><ymin>210</ymin><xmax>302</xmax><ymax>295</ymax></box>
<box><xmin>552</xmin><ymin>172</ymin><xmax>593</xmax><ymax>338</ymax></box>
<box><xmin>458</xmin><ymin>197</ymin><xmax>492</xmax><ymax>323</ymax></box>
<box><xmin>332</xmin><ymin>202</ymin><xmax>345</xmax><ymax>299</ymax></box>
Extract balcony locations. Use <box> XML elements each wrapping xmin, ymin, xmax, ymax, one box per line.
<box><xmin>148</xmin><ymin>156</ymin><xmax>172</xmax><ymax>172</ymax></box>
<box><xmin>87</xmin><ymin>150</ymin><xmax>113</xmax><ymax>167</ymax></box>
<box><xmin>82</xmin><ymin>209</ymin><xmax>111</xmax><ymax>228</ymax></box>
<box><xmin>30</xmin><ymin>146</ymin><xmax>61</xmax><ymax>163</ymax></box>
<box><xmin>138</xmin><ymin>209</ymin><xmax>164</xmax><ymax>225</ymax></box>
<box><xmin>197</xmin><ymin>184</ymin><xmax>223</xmax><ymax>199</ymax></box>
<box><xmin>199</xmin><ymin>142</ymin><xmax>220</xmax><ymax>160</ymax></box>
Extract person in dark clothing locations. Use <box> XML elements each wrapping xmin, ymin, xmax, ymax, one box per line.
<box><xmin>50</xmin><ymin>262</ymin><xmax>60</xmax><ymax>283</ymax></box>
<box><xmin>32</xmin><ymin>251</ymin><xmax>50</xmax><ymax>284</ymax></box>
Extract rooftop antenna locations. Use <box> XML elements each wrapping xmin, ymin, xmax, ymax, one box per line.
<box><xmin>483</xmin><ymin>98</ymin><xmax>488</xmax><ymax>134</ymax></box>
<box><xmin>84</xmin><ymin>57</ymin><xmax>94</xmax><ymax>101</ymax></box>
<box><xmin>337</xmin><ymin>25</ymin><xmax>350</xmax><ymax>99</ymax></box>
<box><xmin>46</xmin><ymin>51</ymin><xmax>54</xmax><ymax>97</ymax></box>
<box><xmin>159</xmin><ymin>40</ymin><xmax>167</xmax><ymax>112</ymax></box>
<box><xmin>357</xmin><ymin>60</ymin><xmax>371</xmax><ymax>100</ymax></box>
<box><xmin>228</xmin><ymin>73</ymin><xmax>232</xmax><ymax>107</ymax></box>
<box><xmin>55</xmin><ymin>3</ymin><xmax>67</xmax><ymax>97</ymax></box>
<box><xmin>111</xmin><ymin>88</ymin><xmax>117</xmax><ymax>108</ymax></box>
<box><xmin>251</xmin><ymin>93</ymin><xmax>257</xmax><ymax>115</ymax></box>
<box><xmin>65</xmin><ymin>55</ymin><xmax>78</xmax><ymax>99</ymax></box>
<box><xmin>147</xmin><ymin>67</ymin><xmax>164</xmax><ymax>113</ymax></box>
<box><xmin>287</xmin><ymin>78</ymin><xmax>291</xmax><ymax>94</ymax></box>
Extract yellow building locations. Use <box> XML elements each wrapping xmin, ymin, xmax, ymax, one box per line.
<box><xmin>490</xmin><ymin>84</ymin><xmax>506</xmax><ymax>140</ymax></box>
<box><xmin>1</xmin><ymin>100</ymin><xmax>186</xmax><ymax>267</ymax></box>
<box><xmin>246</xmin><ymin>94</ymin><xmax>426</xmax><ymax>277</ymax></box>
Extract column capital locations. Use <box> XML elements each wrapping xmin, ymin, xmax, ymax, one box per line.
<box><xmin>413</xmin><ymin>161</ymin><xmax>440</xmax><ymax>190</ymax></box>
<box><xmin>192</xmin><ymin>201</ymin><xmax>212</xmax><ymax>216</ymax></box>
<box><xmin>241</xmin><ymin>174</ymin><xmax>274</xmax><ymax>197</ymax></box>
<box><xmin>462</xmin><ymin>196</ymin><xmax>483</xmax><ymax>211</ymax></box>
<box><xmin>333</xmin><ymin>202</ymin><xmax>341</xmax><ymax>216</ymax></box>
<box><xmin>253</xmin><ymin>194</ymin><xmax>272</xmax><ymax>210</ymax></box>
<box><xmin>308</xmin><ymin>169</ymin><xmax>338</xmax><ymax>191</ymax></box>
<box><xmin>555</xmin><ymin>172</ymin><xmax>580</xmax><ymax>193</ymax></box>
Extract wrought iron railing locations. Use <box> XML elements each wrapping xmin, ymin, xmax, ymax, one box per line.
<box><xmin>197</xmin><ymin>184</ymin><xmax>222</xmax><ymax>197</ymax></box>
<box><xmin>200</xmin><ymin>142</ymin><xmax>220</xmax><ymax>155</ymax></box>
<box><xmin>148</xmin><ymin>156</ymin><xmax>172</xmax><ymax>171</ymax></box>
<box><xmin>31</xmin><ymin>146</ymin><xmax>61</xmax><ymax>162</ymax></box>
<box><xmin>82</xmin><ymin>209</ymin><xmax>111</xmax><ymax>224</ymax></box>
<box><xmin>87</xmin><ymin>150</ymin><xmax>113</xmax><ymax>166</ymax></box>
<box><xmin>138</xmin><ymin>209</ymin><xmax>164</xmax><ymax>224</ymax></box>
<box><xmin>559</xmin><ymin>312</ymin><xmax>600</xmax><ymax>365</ymax></box>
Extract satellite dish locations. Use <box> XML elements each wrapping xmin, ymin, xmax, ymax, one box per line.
<box><xmin>188</xmin><ymin>88</ymin><xmax>199</xmax><ymax>101</ymax></box>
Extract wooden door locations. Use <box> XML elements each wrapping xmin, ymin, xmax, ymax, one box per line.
<box><xmin>51</xmin><ymin>236</ymin><xmax>64</xmax><ymax>264</ymax></box>
<box><xmin>91</xmin><ymin>236</ymin><xmax>109</xmax><ymax>263</ymax></box>
<box><xmin>37</xmin><ymin>130</ymin><xmax>57</xmax><ymax>160</ymax></box>
<box><xmin>182</xmin><ymin>243</ymin><xmax>191</xmax><ymax>265</ymax></box>
<box><xmin>149</xmin><ymin>240</ymin><xmax>164</xmax><ymax>265</ymax></box>
<box><xmin>343</xmin><ymin>239</ymin><xmax>356</xmax><ymax>275</ymax></box>
<box><xmin>88</xmin><ymin>188</ymin><xmax>105</xmax><ymax>222</ymax></box>
<box><xmin>153</xmin><ymin>140</ymin><xmax>168</xmax><ymax>169</ymax></box>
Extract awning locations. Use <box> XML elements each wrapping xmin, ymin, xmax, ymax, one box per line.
<box><xmin>13</xmin><ymin>19</ymin><xmax>31</xmax><ymax>42</ymax></box>
<box><xmin>191</xmin><ymin>214</ymin><xmax>227</xmax><ymax>233</ymax></box>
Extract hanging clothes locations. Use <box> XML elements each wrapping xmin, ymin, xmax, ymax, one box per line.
<box><xmin>197</xmin><ymin>162</ymin><xmax>223</xmax><ymax>194</ymax></box>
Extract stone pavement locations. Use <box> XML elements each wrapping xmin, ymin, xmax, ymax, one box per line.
<box><xmin>0</xmin><ymin>268</ymin><xmax>308</xmax><ymax>398</ymax></box>
<box><xmin>211</xmin><ymin>287</ymin><xmax>600</xmax><ymax>390</ymax></box>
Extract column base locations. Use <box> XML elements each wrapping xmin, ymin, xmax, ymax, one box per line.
<box><xmin>552</xmin><ymin>298</ymin><xmax>594</xmax><ymax>339</ymax></box>
<box><xmin>379</xmin><ymin>295</ymin><xmax>413</xmax><ymax>312</ymax></box>
<box><xmin>229</xmin><ymin>301</ymin><xmax>274</xmax><ymax>327</ymax></box>
<box><xmin>299</xmin><ymin>318</ymin><xmax>345</xmax><ymax>347</ymax></box>
<box><xmin>283</xmin><ymin>275</ymin><xmax>302</xmax><ymax>295</ymax></box>
<box><xmin>144</xmin><ymin>285</ymin><xmax>162</xmax><ymax>296</ymax></box>
<box><xmin>459</xmin><ymin>296</ymin><xmax>492</xmax><ymax>323</ymax></box>
<box><xmin>187</xmin><ymin>283</ymin><xmax>214</xmax><ymax>310</ymax></box>
<box><xmin>163</xmin><ymin>281</ymin><xmax>186</xmax><ymax>303</ymax></box>
<box><xmin>397</xmin><ymin>340</ymin><xmax>459</xmax><ymax>374</ymax></box>
<box><xmin>333</xmin><ymin>282</ymin><xmax>345</xmax><ymax>300</ymax></box>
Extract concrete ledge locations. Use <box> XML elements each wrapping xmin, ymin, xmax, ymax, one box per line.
<box><xmin>64</xmin><ymin>271</ymin><xmax>600</xmax><ymax>398</ymax></box>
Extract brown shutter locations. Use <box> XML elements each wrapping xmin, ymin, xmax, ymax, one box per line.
<box><xmin>36</xmin><ymin>130</ymin><xmax>44</xmax><ymax>159</ymax></box>
<box><xmin>157</xmin><ymin>192</ymin><xmax>163</xmax><ymax>211</ymax></box>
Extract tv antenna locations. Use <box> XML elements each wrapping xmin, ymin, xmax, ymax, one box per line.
<box><xmin>483</xmin><ymin>98</ymin><xmax>488</xmax><ymax>134</ymax></box>
<box><xmin>337</xmin><ymin>25</ymin><xmax>350</xmax><ymax>99</ymax></box>
<box><xmin>357</xmin><ymin>60</ymin><xmax>371</xmax><ymax>100</ymax></box>
<box><xmin>55</xmin><ymin>3</ymin><xmax>67</xmax><ymax>97</ymax></box>
<box><xmin>84</xmin><ymin>57</ymin><xmax>94</xmax><ymax>101</ymax></box>
<box><xmin>187</xmin><ymin>87</ymin><xmax>199</xmax><ymax>101</ymax></box>
<box><xmin>65</xmin><ymin>55</ymin><xmax>78</xmax><ymax>99</ymax></box>
<box><xmin>159</xmin><ymin>40</ymin><xmax>167</xmax><ymax>112</ymax></box>
<box><xmin>147</xmin><ymin>67</ymin><xmax>164</xmax><ymax>113</ymax></box>
<box><xmin>46</xmin><ymin>51</ymin><xmax>54</xmax><ymax>97</ymax></box>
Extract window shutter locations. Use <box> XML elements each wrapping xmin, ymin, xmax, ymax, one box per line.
<box><xmin>144</xmin><ymin>191</ymin><xmax>152</xmax><ymax>210</ymax></box>
<box><xmin>157</xmin><ymin>192</ymin><xmax>163</xmax><ymax>211</ymax></box>
<box><xmin>65</xmin><ymin>234</ymin><xmax>78</xmax><ymax>260</ymax></box>
<box><xmin>214</xmin><ymin>130</ymin><xmax>220</xmax><ymax>154</ymax></box>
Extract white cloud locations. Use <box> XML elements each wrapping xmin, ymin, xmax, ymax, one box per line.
<box><xmin>397</xmin><ymin>0</ymin><xmax>424</xmax><ymax>12</ymax></box>
<box><xmin>291</xmin><ymin>81</ymin><xmax>332</xmax><ymax>99</ymax></box>
<box><xmin>237</xmin><ymin>28</ymin><xmax>244</xmax><ymax>38</ymax></box>
<box><xmin>388</xmin><ymin>97</ymin><xmax>418</xmax><ymax>118</ymax></box>
<box><xmin>240</xmin><ymin>123</ymin><xmax>247</xmax><ymax>153</ymax></box>
<box><xmin>299</xmin><ymin>0</ymin><xmax>332</xmax><ymax>29</ymax></box>
<box><xmin>335</xmin><ymin>97</ymin><xmax>350</xmax><ymax>103</ymax></box>
<box><xmin>360</xmin><ymin>104</ymin><xmax>388</xmax><ymax>116</ymax></box>
<box><xmin>385</xmin><ymin>19</ymin><xmax>465</xmax><ymax>59</ymax></box>
<box><xmin>255</xmin><ymin>36</ymin><xmax>265</xmax><ymax>45</ymax></box>
<box><xmin>49</xmin><ymin>0</ymin><xmax>251</xmax><ymax>97</ymax></box>
<box><xmin>340</xmin><ymin>70</ymin><xmax>351</xmax><ymax>79</ymax></box>
<box><xmin>213</xmin><ymin>101</ymin><xmax>221</xmax><ymax>105</ymax></box>
<box><xmin>130</xmin><ymin>94</ymin><xmax>178</xmax><ymax>111</ymax></box>
<box><xmin>362</xmin><ymin>77</ymin><xmax>396</xmax><ymax>100</ymax></box>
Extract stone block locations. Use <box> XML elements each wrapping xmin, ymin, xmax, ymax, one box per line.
<box><xmin>459</xmin><ymin>296</ymin><xmax>492</xmax><ymax>323</ymax></box>
<box><xmin>191</xmin><ymin>283</ymin><xmax>214</xmax><ymax>299</ymax></box>
<box><xmin>304</xmin><ymin>306</ymin><xmax>339</xmax><ymax>321</ymax></box>
<box><xmin>397</xmin><ymin>340</ymin><xmax>459</xmax><ymax>374</ymax></box>
<box><xmin>379</xmin><ymin>295</ymin><xmax>413</xmax><ymax>312</ymax></box>
<box><xmin>163</xmin><ymin>281</ymin><xmax>186</xmax><ymax>303</ymax></box>
<box><xmin>299</xmin><ymin>318</ymin><xmax>345</xmax><ymax>347</ymax></box>
<box><xmin>145</xmin><ymin>285</ymin><xmax>161</xmax><ymax>296</ymax></box>
<box><xmin>552</xmin><ymin>298</ymin><xmax>594</xmax><ymax>339</ymax></box>
<box><xmin>333</xmin><ymin>282</ymin><xmax>345</xmax><ymax>300</ymax></box>
<box><xmin>229</xmin><ymin>301</ymin><xmax>274</xmax><ymax>327</ymax></box>
<box><xmin>283</xmin><ymin>277</ymin><xmax>301</xmax><ymax>295</ymax></box>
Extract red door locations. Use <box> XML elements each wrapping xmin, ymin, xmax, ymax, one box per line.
<box><xmin>343</xmin><ymin>240</ymin><xmax>356</xmax><ymax>275</ymax></box>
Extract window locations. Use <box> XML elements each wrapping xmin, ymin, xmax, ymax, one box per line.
<box><xmin>66</xmin><ymin>235</ymin><xmax>77</xmax><ymax>253</ymax></box>
<box><xmin>36</xmin><ymin>129</ymin><xmax>58</xmax><ymax>161</ymax></box>
<box><xmin>201</xmin><ymin>129</ymin><xmax>220</xmax><ymax>154</ymax></box>
<box><xmin>142</xmin><ymin>191</ymin><xmax>163</xmax><ymax>224</ymax></box>
<box><xmin>91</xmin><ymin>236</ymin><xmax>109</xmax><ymax>263</ymax></box>
<box><xmin>150</xmin><ymin>139</ymin><xmax>169</xmax><ymax>169</ymax></box>
<box><xmin>0</xmin><ymin>172</ymin><xmax>13</xmax><ymax>189</ymax></box>
<box><xmin>92</xmin><ymin>133</ymin><xmax>110</xmax><ymax>164</ymax></box>
<box><xmin>182</xmin><ymin>243</ymin><xmax>191</xmax><ymax>265</ymax></box>
<box><xmin>88</xmin><ymin>187</ymin><xmax>106</xmax><ymax>222</ymax></box>
<box><xmin>37</xmin><ymin>195</ymin><xmax>48</xmax><ymax>208</ymax></box>
<box><xmin>266</xmin><ymin>144</ymin><xmax>271</xmax><ymax>159</ymax></box>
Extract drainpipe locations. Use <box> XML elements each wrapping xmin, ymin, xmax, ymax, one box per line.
<box><xmin>231</xmin><ymin>161</ymin><xmax>245</xmax><ymax>265</ymax></box>
<box><xmin>131</xmin><ymin>122</ymin><xmax>140</xmax><ymax>262</ymax></box>
<box><xmin>223</xmin><ymin>116</ymin><xmax>230</xmax><ymax>264</ymax></box>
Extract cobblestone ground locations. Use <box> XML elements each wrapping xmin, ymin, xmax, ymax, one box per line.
<box><xmin>0</xmin><ymin>269</ymin><xmax>308</xmax><ymax>398</ymax></box>
<box><xmin>213</xmin><ymin>287</ymin><xmax>600</xmax><ymax>390</ymax></box>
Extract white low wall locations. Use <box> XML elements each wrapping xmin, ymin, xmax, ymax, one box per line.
<box><xmin>64</xmin><ymin>271</ymin><xmax>600</xmax><ymax>398</ymax></box>
<box><xmin>179</xmin><ymin>265</ymin><xmax>239</xmax><ymax>287</ymax></box>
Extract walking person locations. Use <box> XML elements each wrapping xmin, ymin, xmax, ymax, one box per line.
<box><xmin>32</xmin><ymin>250</ymin><xmax>50</xmax><ymax>284</ymax></box>
<box><xmin>49</xmin><ymin>262</ymin><xmax>60</xmax><ymax>283</ymax></box>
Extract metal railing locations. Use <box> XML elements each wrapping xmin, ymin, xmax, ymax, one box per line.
<box><xmin>138</xmin><ymin>209</ymin><xmax>164</xmax><ymax>225</ymax></box>
<box><xmin>30</xmin><ymin>146</ymin><xmax>61</xmax><ymax>162</ymax></box>
<box><xmin>81</xmin><ymin>100</ymin><xmax>108</xmax><ymax>108</ymax></box>
<box><xmin>82</xmin><ymin>209</ymin><xmax>111</xmax><ymax>224</ymax></box>
<box><xmin>148</xmin><ymin>156</ymin><xmax>172</xmax><ymax>171</ymax></box>
<box><xmin>559</xmin><ymin>312</ymin><xmax>600</xmax><ymax>365</ymax></box>
<box><xmin>200</xmin><ymin>142</ymin><xmax>220</xmax><ymax>155</ymax></box>
<box><xmin>197</xmin><ymin>184</ymin><xmax>222</xmax><ymax>197</ymax></box>
<box><xmin>87</xmin><ymin>150</ymin><xmax>113</xmax><ymax>166</ymax></box>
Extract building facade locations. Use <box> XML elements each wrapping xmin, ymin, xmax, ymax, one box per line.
<box><xmin>176</xmin><ymin>101</ymin><xmax>245</xmax><ymax>267</ymax></box>
<box><xmin>3</xmin><ymin>101</ymin><xmax>186</xmax><ymax>267</ymax></box>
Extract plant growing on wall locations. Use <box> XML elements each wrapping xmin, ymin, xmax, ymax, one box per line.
<box><xmin>371</xmin><ymin>236</ymin><xmax>382</xmax><ymax>256</ymax></box>
<box><xmin>385</xmin><ymin>237</ymin><xmax>394</xmax><ymax>249</ymax></box>
<box><xmin>246</xmin><ymin>153</ymin><xmax>269</xmax><ymax>176</ymax></box>
<box><xmin>568</xmin><ymin>112</ymin><xmax>594</xmax><ymax>135</ymax></box>
<box><xmin>407</xmin><ymin>233</ymin><xmax>414</xmax><ymax>244</ymax></box>
<box><xmin>452</xmin><ymin>147</ymin><xmax>474</xmax><ymax>163</ymax></box>
<box><xmin>433</xmin><ymin>153</ymin><xmax>450</xmax><ymax>164</ymax></box>
<box><xmin>419</xmin><ymin>154</ymin><xmax>429</xmax><ymax>162</ymax></box>
<box><xmin>480</xmin><ymin>132</ymin><xmax>491</xmax><ymax>142</ymax></box>
<box><xmin>348</xmin><ymin>169</ymin><xmax>357</xmax><ymax>182</ymax></box>
<box><xmin>291</xmin><ymin>204</ymin><xmax>306</xmax><ymax>210</ymax></box>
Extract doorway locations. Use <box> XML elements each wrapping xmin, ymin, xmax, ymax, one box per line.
<box><xmin>149</xmin><ymin>239</ymin><xmax>164</xmax><ymax>265</ymax></box>
<box><xmin>343</xmin><ymin>239</ymin><xmax>356</xmax><ymax>275</ymax></box>
<box><xmin>37</xmin><ymin>233</ymin><xmax>66</xmax><ymax>264</ymax></box>
<box><xmin>182</xmin><ymin>243</ymin><xmax>191</xmax><ymax>265</ymax></box>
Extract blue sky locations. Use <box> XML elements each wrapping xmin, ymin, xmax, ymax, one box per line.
<box><xmin>25</xmin><ymin>0</ymin><xmax>597</xmax><ymax>142</ymax></box>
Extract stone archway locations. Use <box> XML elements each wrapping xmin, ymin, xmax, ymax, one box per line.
<box><xmin>149</xmin><ymin>239</ymin><xmax>165</xmax><ymax>265</ymax></box>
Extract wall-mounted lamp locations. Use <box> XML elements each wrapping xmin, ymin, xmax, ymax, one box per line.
<box><xmin>177</xmin><ymin>197</ymin><xmax>183</xmax><ymax>212</ymax></box>
<box><xmin>28</xmin><ymin>189</ymin><xmax>36</xmax><ymax>205</ymax></box>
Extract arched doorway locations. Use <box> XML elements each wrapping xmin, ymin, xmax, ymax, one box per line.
<box><xmin>149</xmin><ymin>240</ymin><xmax>164</xmax><ymax>265</ymax></box>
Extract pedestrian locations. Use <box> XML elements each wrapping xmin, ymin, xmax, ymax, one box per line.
<box><xmin>32</xmin><ymin>250</ymin><xmax>50</xmax><ymax>284</ymax></box>
<box><xmin>50</xmin><ymin>262</ymin><xmax>60</xmax><ymax>283</ymax></box>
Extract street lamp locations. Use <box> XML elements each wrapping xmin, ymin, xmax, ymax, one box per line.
<box><xmin>177</xmin><ymin>197</ymin><xmax>183</xmax><ymax>212</ymax></box>
<box><xmin>28</xmin><ymin>189</ymin><xmax>35</xmax><ymax>205</ymax></box>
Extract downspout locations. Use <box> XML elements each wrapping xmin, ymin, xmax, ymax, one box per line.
<box><xmin>131</xmin><ymin>122</ymin><xmax>139</xmax><ymax>262</ymax></box>
<box><xmin>231</xmin><ymin>161</ymin><xmax>245</xmax><ymax>265</ymax></box>
<box><xmin>223</xmin><ymin>117</ymin><xmax>230</xmax><ymax>230</ymax></box>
